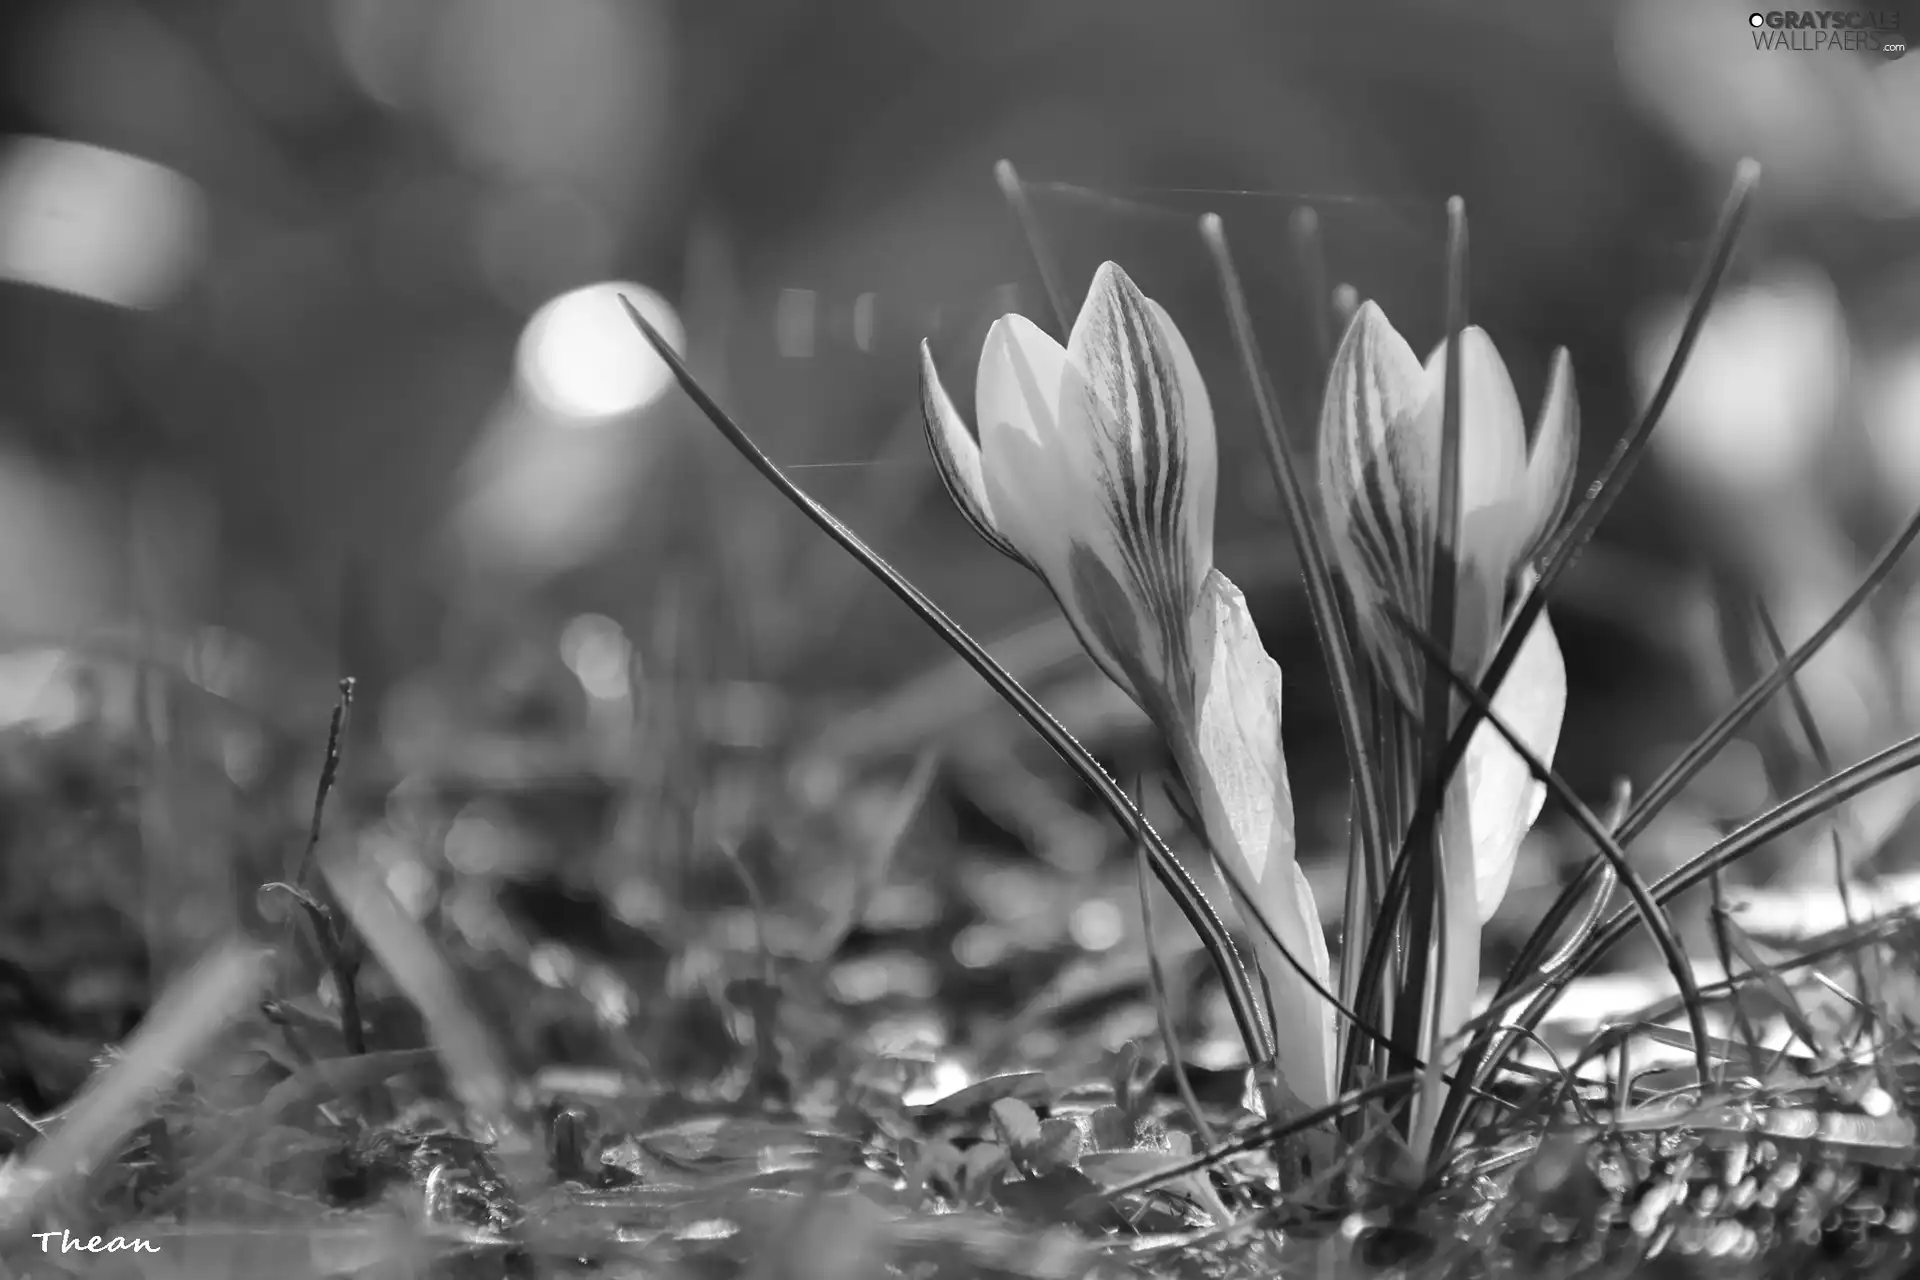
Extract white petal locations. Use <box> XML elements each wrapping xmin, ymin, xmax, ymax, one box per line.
<box><xmin>1066</xmin><ymin>263</ymin><xmax>1217</xmax><ymax>588</ymax></box>
<box><xmin>1464</xmin><ymin>608</ymin><xmax>1566</xmax><ymax>922</ymax></box>
<box><xmin>1519</xmin><ymin>348</ymin><xmax>1579</xmax><ymax>564</ymax></box>
<box><xmin>1419</xmin><ymin>327</ymin><xmax>1531</xmax><ymax>529</ymax></box>
<box><xmin>1179</xmin><ymin>569</ymin><xmax>1333</xmax><ymax>1106</ymax></box>
<box><xmin>1418</xmin><ymin>328</ymin><xmax>1532</xmax><ymax>670</ymax></box>
<box><xmin>1318</xmin><ymin>301</ymin><xmax>1431</xmax><ymax>707</ymax></box>
<box><xmin>975</xmin><ymin>313</ymin><xmax>1155</xmax><ymax>704</ymax></box>
<box><xmin>919</xmin><ymin>340</ymin><xmax>1023</xmax><ymax>564</ymax></box>
<box><xmin>1414</xmin><ymin>784</ymin><xmax>1486</xmax><ymax>1158</ymax></box>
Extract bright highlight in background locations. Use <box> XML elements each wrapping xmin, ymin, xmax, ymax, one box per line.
<box><xmin>516</xmin><ymin>281</ymin><xmax>683</xmax><ymax>420</ymax></box>
<box><xmin>0</xmin><ymin>137</ymin><xmax>204</xmax><ymax>309</ymax></box>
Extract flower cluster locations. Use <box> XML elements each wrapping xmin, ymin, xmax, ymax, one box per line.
<box><xmin>918</xmin><ymin>262</ymin><xmax>1577</xmax><ymax>1132</ymax></box>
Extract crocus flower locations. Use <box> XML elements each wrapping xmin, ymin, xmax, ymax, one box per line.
<box><xmin>920</xmin><ymin>263</ymin><xmax>1334</xmax><ymax>1107</ymax></box>
<box><xmin>1317</xmin><ymin>300</ymin><xmax>1576</xmax><ymax>1153</ymax></box>
<box><xmin>1318</xmin><ymin>300</ymin><xmax>1577</xmax><ymax>925</ymax></box>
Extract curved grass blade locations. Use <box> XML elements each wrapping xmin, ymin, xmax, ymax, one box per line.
<box><xmin>1619</xmin><ymin>502</ymin><xmax>1920</xmax><ymax>841</ymax></box>
<box><xmin>1630</xmin><ymin>911</ymin><xmax>1917</xmax><ymax>1030</ymax></box>
<box><xmin>619</xmin><ymin>295</ymin><xmax>1271</xmax><ymax>1065</ymax></box>
<box><xmin>1752</xmin><ymin>596</ymin><xmax>1872</xmax><ymax>1008</ymax></box>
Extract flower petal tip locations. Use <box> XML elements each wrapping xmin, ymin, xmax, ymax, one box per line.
<box><xmin>920</xmin><ymin>340</ymin><xmax>1023</xmax><ymax>564</ymax></box>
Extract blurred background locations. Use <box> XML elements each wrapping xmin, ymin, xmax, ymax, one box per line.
<box><xmin>2</xmin><ymin>0</ymin><xmax>1920</xmax><ymax>1101</ymax></box>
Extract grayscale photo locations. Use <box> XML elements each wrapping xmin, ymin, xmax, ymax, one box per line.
<box><xmin>0</xmin><ymin>1</ymin><xmax>1914</xmax><ymax>1275</ymax></box>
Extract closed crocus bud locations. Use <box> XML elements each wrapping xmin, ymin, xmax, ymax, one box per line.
<box><xmin>920</xmin><ymin>263</ymin><xmax>1334</xmax><ymax>1106</ymax></box>
<box><xmin>920</xmin><ymin>261</ymin><xmax>1215</xmax><ymax>725</ymax></box>
<box><xmin>1317</xmin><ymin>301</ymin><xmax>1576</xmax><ymax>924</ymax></box>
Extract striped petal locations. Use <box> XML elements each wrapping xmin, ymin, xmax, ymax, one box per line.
<box><xmin>1318</xmin><ymin>302</ymin><xmax>1434</xmax><ymax>707</ymax></box>
<box><xmin>1065</xmin><ymin>262</ymin><xmax>1218</xmax><ymax>604</ymax></box>
<box><xmin>1463</xmin><ymin>599</ymin><xmax>1566</xmax><ymax>921</ymax></box>
<box><xmin>975</xmin><ymin>265</ymin><xmax>1213</xmax><ymax>720</ymax></box>
<box><xmin>1177</xmin><ymin>569</ymin><xmax>1333</xmax><ymax>1107</ymax></box>
<box><xmin>918</xmin><ymin>340</ymin><xmax>1025</xmax><ymax>565</ymax></box>
<box><xmin>1320</xmin><ymin>303</ymin><xmax>1548</xmax><ymax>705</ymax></box>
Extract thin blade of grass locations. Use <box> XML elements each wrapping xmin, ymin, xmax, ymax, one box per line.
<box><xmin>1753</xmin><ymin>596</ymin><xmax>1874</xmax><ymax>1011</ymax></box>
<box><xmin>1540</xmin><ymin>787</ymin><xmax>1626</xmax><ymax>975</ymax></box>
<box><xmin>1709</xmin><ymin>878</ymin><xmax>1762</xmax><ymax>1073</ymax></box>
<box><xmin>0</xmin><ymin>940</ymin><xmax>271</xmax><ymax>1245</ymax></box>
<box><xmin>1443</xmin><ymin>162</ymin><xmax>1759</xmax><ymax>798</ymax></box>
<box><xmin>1131</xmin><ymin>781</ymin><xmax>1237</xmax><ymax>1224</ymax></box>
<box><xmin>1715</xmin><ymin>582</ymin><xmax>1807</xmax><ymax>811</ymax></box>
<box><xmin>1136</xmin><ymin>837</ymin><xmax>1219</xmax><ymax>1154</ymax></box>
<box><xmin>805</xmin><ymin>749</ymin><xmax>940</xmax><ymax>963</ymax></box>
<box><xmin>318</xmin><ymin>841</ymin><xmax>518</xmax><ymax>1142</ymax></box>
<box><xmin>1289</xmin><ymin>206</ymin><xmax>1334</xmax><ymax>373</ymax></box>
<box><xmin>282</xmin><ymin>676</ymin><xmax>364</xmax><ymax>1056</ymax></box>
<box><xmin>1715</xmin><ymin>906</ymin><xmax>1832</xmax><ymax>1063</ymax></box>
<box><xmin>1619</xmin><ymin>502</ymin><xmax>1920</xmax><ymax>841</ymax></box>
<box><xmin>618</xmin><ymin>295</ymin><xmax>1271</xmax><ymax>1066</ymax></box>
<box><xmin>292</xmin><ymin>677</ymin><xmax>355</xmax><ymax>888</ymax></box>
<box><xmin>1628</xmin><ymin>911</ymin><xmax>1915</xmax><ymax>1032</ymax></box>
<box><xmin>1199</xmin><ymin>213</ymin><xmax>1386</xmax><ymax>1071</ymax></box>
<box><xmin>1403</xmin><ymin>196</ymin><xmax>1471</xmax><ymax>1153</ymax></box>
<box><xmin>994</xmin><ymin>159</ymin><xmax>1072</xmax><ymax>338</ymax></box>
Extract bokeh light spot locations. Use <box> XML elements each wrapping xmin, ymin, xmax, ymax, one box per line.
<box><xmin>516</xmin><ymin>281</ymin><xmax>682</xmax><ymax>420</ymax></box>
